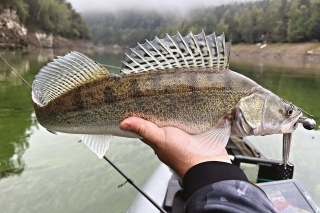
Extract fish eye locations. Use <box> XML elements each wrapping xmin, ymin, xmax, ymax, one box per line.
<box><xmin>285</xmin><ymin>106</ymin><xmax>293</xmax><ymax>116</ymax></box>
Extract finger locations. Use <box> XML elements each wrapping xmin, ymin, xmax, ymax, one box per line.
<box><xmin>120</xmin><ymin>117</ymin><xmax>165</xmax><ymax>146</ymax></box>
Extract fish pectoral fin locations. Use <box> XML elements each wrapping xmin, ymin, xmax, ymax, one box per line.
<box><xmin>190</xmin><ymin>122</ymin><xmax>231</xmax><ymax>156</ymax></box>
<box><xmin>81</xmin><ymin>134</ymin><xmax>113</xmax><ymax>159</ymax></box>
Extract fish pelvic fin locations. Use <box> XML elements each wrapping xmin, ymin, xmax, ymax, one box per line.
<box><xmin>190</xmin><ymin>118</ymin><xmax>231</xmax><ymax>156</ymax></box>
<box><xmin>32</xmin><ymin>51</ymin><xmax>109</xmax><ymax>106</ymax></box>
<box><xmin>120</xmin><ymin>30</ymin><xmax>231</xmax><ymax>74</ymax></box>
<box><xmin>81</xmin><ymin>134</ymin><xmax>113</xmax><ymax>158</ymax></box>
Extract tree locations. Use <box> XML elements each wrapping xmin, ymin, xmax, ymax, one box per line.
<box><xmin>307</xmin><ymin>0</ymin><xmax>320</xmax><ymax>40</ymax></box>
<box><xmin>0</xmin><ymin>0</ymin><xmax>29</xmax><ymax>23</ymax></box>
<box><xmin>250</xmin><ymin>6</ymin><xmax>265</xmax><ymax>43</ymax></box>
<box><xmin>287</xmin><ymin>0</ymin><xmax>310</xmax><ymax>42</ymax></box>
<box><xmin>266</xmin><ymin>0</ymin><xmax>289</xmax><ymax>42</ymax></box>
<box><xmin>238</xmin><ymin>6</ymin><xmax>265</xmax><ymax>43</ymax></box>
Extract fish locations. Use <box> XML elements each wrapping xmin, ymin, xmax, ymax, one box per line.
<box><xmin>31</xmin><ymin>30</ymin><xmax>315</xmax><ymax>165</ymax></box>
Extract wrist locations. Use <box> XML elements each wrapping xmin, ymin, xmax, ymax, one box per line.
<box><xmin>182</xmin><ymin>161</ymin><xmax>249</xmax><ymax>198</ymax></box>
<box><xmin>178</xmin><ymin>149</ymin><xmax>232</xmax><ymax>178</ymax></box>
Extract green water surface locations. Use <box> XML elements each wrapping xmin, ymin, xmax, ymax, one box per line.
<box><xmin>0</xmin><ymin>50</ymin><xmax>319</xmax><ymax>212</ymax></box>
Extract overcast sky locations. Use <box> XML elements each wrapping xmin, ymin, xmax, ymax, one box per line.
<box><xmin>67</xmin><ymin>0</ymin><xmax>252</xmax><ymax>14</ymax></box>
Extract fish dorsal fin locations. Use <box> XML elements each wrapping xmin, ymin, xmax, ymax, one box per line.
<box><xmin>32</xmin><ymin>51</ymin><xmax>109</xmax><ymax>106</ymax></box>
<box><xmin>225</xmin><ymin>41</ymin><xmax>232</xmax><ymax>69</ymax></box>
<box><xmin>120</xmin><ymin>31</ymin><xmax>231</xmax><ymax>74</ymax></box>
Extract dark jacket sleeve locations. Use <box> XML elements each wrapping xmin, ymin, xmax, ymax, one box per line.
<box><xmin>183</xmin><ymin>161</ymin><xmax>277</xmax><ymax>213</ymax></box>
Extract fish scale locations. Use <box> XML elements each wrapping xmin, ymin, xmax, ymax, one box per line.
<box><xmin>31</xmin><ymin>31</ymin><xmax>313</xmax><ymax>163</ymax></box>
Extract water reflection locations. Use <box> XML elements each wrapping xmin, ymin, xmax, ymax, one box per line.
<box><xmin>36</xmin><ymin>48</ymin><xmax>54</xmax><ymax>63</ymax></box>
<box><xmin>0</xmin><ymin>52</ymin><xmax>29</xmax><ymax>86</ymax></box>
<box><xmin>0</xmin><ymin>52</ymin><xmax>36</xmax><ymax>178</ymax></box>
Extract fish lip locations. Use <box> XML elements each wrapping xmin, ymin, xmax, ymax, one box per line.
<box><xmin>279</xmin><ymin>112</ymin><xmax>302</xmax><ymax>133</ymax></box>
<box><xmin>297</xmin><ymin>115</ymin><xmax>310</xmax><ymax>123</ymax></box>
<box><xmin>293</xmin><ymin>112</ymin><xmax>304</xmax><ymax>129</ymax></box>
<box><xmin>293</xmin><ymin>112</ymin><xmax>303</xmax><ymax>128</ymax></box>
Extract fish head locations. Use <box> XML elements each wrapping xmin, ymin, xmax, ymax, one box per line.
<box><xmin>261</xmin><ymin>93</ymin><xmax>302</xmax><ymax>134</ymax></box>
<box><xmin>234</xmin><ymin>89</ymin><xmax>302</xmax><ymax>136</ymax></box>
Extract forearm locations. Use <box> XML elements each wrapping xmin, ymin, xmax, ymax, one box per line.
<box><xmin>183</xmin><ymin>162</ymin><xmax>277</xmax><ymax>213</ymax></box>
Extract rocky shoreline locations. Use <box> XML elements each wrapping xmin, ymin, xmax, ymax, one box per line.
<box><xmin>0</xmin><ymin>7</ymin><xmax>27</xmax><ymax>49</ymax></box>
<box><xmin>0</xmin><ymin>7</ymin><xmax>94</xmax><ymax>51</ymax></box>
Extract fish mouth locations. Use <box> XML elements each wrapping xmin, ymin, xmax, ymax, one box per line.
<box><xmin>279</xmin><ymin>112</ymin><xmax>302</xmax><ymax>133</ymax></box>
<box><xmin>292</xmin><ymin>113</ymin><xmax>304</xmax><ymax>129</ymax></box>
<box><xmin>297</xmin><ymin>116</ymin><xmax>308</xmax><ymax>123</ymax></box>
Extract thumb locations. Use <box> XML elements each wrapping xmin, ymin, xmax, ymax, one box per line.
<box><xmin>120</xmin><ymin>117</ymin><xmax>165</xmax><ymax>146</ymax></box>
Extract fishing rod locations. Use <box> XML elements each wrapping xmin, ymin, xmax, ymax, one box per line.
<box><xmin>103</xmin><ymin>156</ymin><xmax>167</xmax><ymax>213</ymax></box>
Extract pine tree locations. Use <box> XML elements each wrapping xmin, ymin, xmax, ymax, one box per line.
<box><xmin>287</xmin><ymin>0</ymin><xmax>310</xmax><ymax>42</ymax></box>
<box><xmin>307</xmin><ymin>0</ymin><xmax>320</xmax><ymax>40</ymax></box>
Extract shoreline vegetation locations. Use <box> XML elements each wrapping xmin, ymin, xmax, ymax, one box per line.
<box><xmin>1</xmin><ymin>0</ymin><xmax>320</xmax><ymax>62</ymax></box>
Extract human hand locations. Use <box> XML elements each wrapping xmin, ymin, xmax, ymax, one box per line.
<box><xmin>120</xmin><ymin>117</ymin><xmax>231</xmax><ymax>178</ymax></box>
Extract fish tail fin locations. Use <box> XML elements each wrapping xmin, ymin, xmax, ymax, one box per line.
<box><xmin>32</xmin><ymin>51</ymin><xmax>109</xmax><ymax>107</ymax></box>
<box><xmin>120</xmin><ymin>30</ymin><xmax>231</xmax><ymax>74</ymax></box>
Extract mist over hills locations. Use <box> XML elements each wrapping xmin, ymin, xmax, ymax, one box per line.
<box><xmin>2</xmin><ymin>0</ymin><xmax>319</xmax><ymax>49</ymax></box>
<box><xmin>82</xmin><ymin>0</ymin><xmax>320</xmax><ymax>46</ymax></box>
<box><xmin>68</xmin><ymin>0</ymin><xmax>246</xmax><ymax>15</ymax></box>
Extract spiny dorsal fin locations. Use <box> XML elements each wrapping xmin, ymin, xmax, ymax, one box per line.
<box><xmin>120</xmin><ymin>31</ymin><xmax>231</xmax><ymax>74</ymax></box>
<box><xmin>32</xmin><ymin>51</ymin><xmax>109</xmax><ymax>106</ymax></box>
<box><xmin>225</xmin><ymin>41</ymin><xmax>232</xmax><ymax>69</ymax></box>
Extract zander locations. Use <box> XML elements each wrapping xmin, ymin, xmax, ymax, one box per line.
<box><xmin>32</xmin><ymin>31</ymin><xmax>315</xmax><ymax>164</ymax></box>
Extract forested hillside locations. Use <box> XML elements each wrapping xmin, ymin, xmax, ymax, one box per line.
<box><xmin>85</xmin><ymin>0</ymin><xmax>320</xmax><ymax>46</ymax></box>
<box><xmin>84</xmin><ymin>10</ymin><xmax>178</xmax><ymax>46</ymax></box>
<box><xmin>2</xmin><ymin>0</ymin><xmax>319</xmax><ymax>46</ymax></box>
<box><xmin>1</xmin><ymin>0</ymin><xmax>90</xmax><ymax>39</ymax></box>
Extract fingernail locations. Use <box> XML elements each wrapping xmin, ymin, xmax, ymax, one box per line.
<box><xmin>121</xmin><ymin>123</ymin><xmax>131</xmax><ymax>131</ymax></box>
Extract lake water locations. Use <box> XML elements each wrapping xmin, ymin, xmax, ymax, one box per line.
<box><xmin>0</xmin><ymin>49</ymin><xmax>319</xmax><ymax>212</ymax></box>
